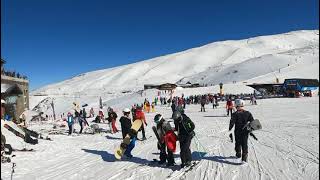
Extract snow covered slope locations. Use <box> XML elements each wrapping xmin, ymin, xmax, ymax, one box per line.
<box><xmin>28</xmin><ymin>30</ymin><xmax>319</xmax><ymax>116</ymax></box>
<box><xmin>1</xmin><ymin>97</ymin><xmax>319</xmax><ymax>180</ymax></box>
<box><xmin>31</xmin><ymin>30</ymin><xmax>319</xmax><ymax>97</ymax></box>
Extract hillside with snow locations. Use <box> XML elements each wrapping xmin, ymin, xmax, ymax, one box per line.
<box><xmin>28</xmin><ymin>30</ymin><xmax>319</xmax><ymax>116</ymax></box>
<box><xmin>32</xmin><ymin>30</ymin><xmax>319</xmax><ymax>96</ymax></box>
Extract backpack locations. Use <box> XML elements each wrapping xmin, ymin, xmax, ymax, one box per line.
<box><xmin>181</xmin><ymin>114</ymin><xmax>195</xmax><ymax>137</ymax></box>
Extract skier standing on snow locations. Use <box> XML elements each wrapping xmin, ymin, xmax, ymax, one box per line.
<box><xmin>82</xmin><ymin>108</ymin><xmax>89</xmax><ymax>126</ymax></box>
<box><xmin>228</xmin><ymin>99</ymin><xmax>254</xmax><ymax>163</ymax></box>
<box><xmin>154</xmin><ymin>114</ymin><xmax>175</xmax><ymax>166</ymax></box>
<box><xmin>119</xmin><ymin>108</ymin><xmax>132</xmax><ymax>139</ymax></box>
<box><xmin>135</xmin><ymin>105</ymin><xmax>148</xmax><ymax>140</ymax></box>
<box><xmin>79</xmin><ymin>110</ymin><xmax>84</xmax><ymax>134</ymax></box>
<box><xmin>172</xmin><ymin>109</ymin><xmax>195</xmax><ymax>168</ymax></box>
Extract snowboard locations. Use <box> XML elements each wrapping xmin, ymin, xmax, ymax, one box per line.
<box><xmin>3</xmin><ymin>124</ymin><xmax>38</xmax><ymax>144</ymax></box>
<box><xmin>246</xmin><ymin>119</ymin><xmax>262</xmax><ymax>131</ymax></box>
<box><xmin>114</xmin><ymin>119</ymin><xmax>142</xmax><ymax>160</ymax></box>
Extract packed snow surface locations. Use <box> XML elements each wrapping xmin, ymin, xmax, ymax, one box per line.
<box><xmin>1</xmin><ymin>97</ymin><xmax>319</xmax><ymax>180</ymax></box>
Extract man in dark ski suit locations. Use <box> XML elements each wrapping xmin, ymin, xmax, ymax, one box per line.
<box><xmin>119</xmin><ymin>108</ymin><xmax>132</xmax><ymax>139</ymax></box>
<box><xmin>173</xmin><ymin>110</ymin><xmax>195</xmax><ymax>168</ymax></box>
<box><xmin>228</xmin><ymin>99</ymin><xmax>254</xmax><ymax>162</ymax></box>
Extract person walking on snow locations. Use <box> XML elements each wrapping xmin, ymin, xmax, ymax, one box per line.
<box><xmin>134</xmin><ymin>105</ymin><xmax>148</xmax><ymax>140</ymax></box>
<box><xmin>228</xmin><ymin>99</ymin><xmax>254</xmax><ymax>163</ymax></box>
<box><xmin>154</xmin><ymin>114</ymin><xmax>175</xmax><ymax>166</ymax></box>
<box><xmin>108</xmin><ymin>107</ymin><xmax>118</xmax><ymax>133</ymax></box>
<box><xmin>172</xmin><ymin>109</ymin><xmax>195</xmax><ymax>168</ymax></box>
<box><xmin>200</xmin><ymin>95</ymin><xmax>206</xmax><ymax>112</ymax></box>
<box><xmin>119</xmin><ymin>108</ymin><xmax>132</xmax><ymax>139</ymax></box>
<box><xmin>226</xmin><ymin>97</ymin><xmax>234</xmax><ymax>116</ymax></box>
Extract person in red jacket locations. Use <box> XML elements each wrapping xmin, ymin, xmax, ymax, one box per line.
<box><xmin>226</xmin><ymin>97</ymin><xmax>234</xmax><ymax>116</ymax></box>
<box><xmin>135</xmin><ymin>105</ymin><xmax>148</xmax><ymax>140</ymax></box>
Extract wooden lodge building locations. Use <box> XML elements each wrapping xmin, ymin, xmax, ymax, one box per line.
<box><xmin>1</xmin><ymin>59</ymin><xmax>29</xmax><ymax>122</ymax></box>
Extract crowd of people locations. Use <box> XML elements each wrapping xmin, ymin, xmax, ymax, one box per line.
<box><xmin>1</xmin><ymin>69</ymin><xmax>28</xmax><ymax>80</ymax></box>
<box><xmin>17</xmin><ymin>90</ymin><xmax>258</xmax><ymax>168</ymax></box>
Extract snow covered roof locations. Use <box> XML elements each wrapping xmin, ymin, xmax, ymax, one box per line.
<box><xmin>1</xmin><ymin>83</ymin><xmax>23</xmax><ymax>95</ymax></box>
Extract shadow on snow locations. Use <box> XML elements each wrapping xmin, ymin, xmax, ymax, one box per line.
<box><xmin>82</xmin><ymin>149</ymin><xmax>241</xmax><ymax>167</ymax></box>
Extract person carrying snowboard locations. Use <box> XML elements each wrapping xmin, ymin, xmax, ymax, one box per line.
<box><xmin>134</xmin><ymin>105</ymin><xmax>148</xmax><ymax>140</ymax></box>
<box><xmin>172</xmin><ymin>110</ymin><xmax>195</xmax><ymax>168</ymax></box>
<box><xmin>154</xmin><ymin>114</ymin><xmax>176</xmax><ymax>166</ymax></box>
<box><xmin>119</xmin><ymin>108</ymin><xmax>132</xmax><ymax>139</ymax></box>
<box><xmin>228</xmin><ymin>99</ymin><xmax>254</xmax><ymax>163</ymax></box>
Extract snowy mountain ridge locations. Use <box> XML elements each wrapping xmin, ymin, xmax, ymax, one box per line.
<box><xmin>32</xmin><ymin>30</ymin><xmax>319</xmax><ymax>97</ymax></box>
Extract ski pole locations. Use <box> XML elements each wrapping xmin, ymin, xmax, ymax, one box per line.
<box><xmin>11</xmin><ymin>162</ymin><xmax>16</xmax><ymax>180</ymax></box>
<box><xmin>195</xmin><ymin>135</ymin><xmax>209</xmax><ymax>152</ymax></box>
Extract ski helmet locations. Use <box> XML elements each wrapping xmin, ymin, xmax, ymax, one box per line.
<box><xmin>235</xmin><ymin>99</ymin><xmax>245</xmax><ymax>107</ymax></box>
<box><xmin>123</xmin><ymin>108</ymin><xmax>130</xmax><ymax>113</ymax></box>
<box><xmin>154</xmin><ymin>114</ymin><xmax>163</xmax><ymax>124</ymax></box>
<box><xmin>172</xmin><ymin>110</ymin><xmax>182</xmax><ymax>121</ymax></box>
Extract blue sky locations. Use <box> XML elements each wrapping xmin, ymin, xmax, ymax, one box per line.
<box><xmin>1</xmin><ymin>0</ymin><xmax>319</xmax><ymax>90</ymax></box>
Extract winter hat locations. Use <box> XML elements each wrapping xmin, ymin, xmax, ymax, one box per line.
<box><xmin>123</xmin><ymin>108</ymin><xmax>130</xmax><ymax>113</ymax></box>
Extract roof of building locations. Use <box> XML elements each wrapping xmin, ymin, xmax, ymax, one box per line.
<box><xmin>1</xmin><ymin>83</ymin><xmax>23</xmax><ymax>95</ymax></box>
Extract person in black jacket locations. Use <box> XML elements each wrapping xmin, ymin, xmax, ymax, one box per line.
<box><xmin>119</xmin><ymin>108</ymin><xmax>132</xmax><ymax>139</ymax></box>
<box><xmin>108</xmin><ymin>107</ymin><xmax>118</xmax><ymax>134</ymax></box>
<box><xmin>172</xmin><ymin>110</ymin><xmax>195</xmax><ymax>168</ymax></box>
<box><xmin>228</xmin><ymin>99</ymin><xmax>254</xmax><ymax>163</ymax></box>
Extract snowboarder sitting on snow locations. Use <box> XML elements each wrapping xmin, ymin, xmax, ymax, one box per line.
<box><xmin>154</xmin><ymin>114</ymin><xmax>175</xmax><ymax>166</ymax></box>
<box><xmin>119</xmin><ymin>108</ymin><xmax>132</xmax><ymax>139</ymax></box>
<box><xmin>228</xmin><ymin>99</ymin><xmax>254</xmax><ymax>163</ymax></box>
<box><xmin>172</xmin><ymin>109</ymin><xmax>195</xmax><ymax>168</ymax></box>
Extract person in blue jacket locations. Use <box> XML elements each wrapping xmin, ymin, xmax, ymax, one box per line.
<box><xmin>67</xmin><ymin>112</ymin><xmax>74</xmax><ymax>135</ymax></box>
